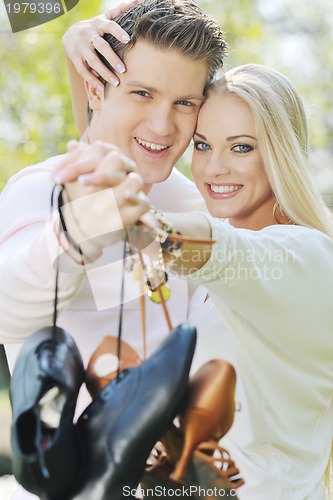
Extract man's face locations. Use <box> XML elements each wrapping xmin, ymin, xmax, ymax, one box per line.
<box><xmin>88</xmin><ymin>40</ymin><xmax>207</xmax><ymax>188</ymax></box>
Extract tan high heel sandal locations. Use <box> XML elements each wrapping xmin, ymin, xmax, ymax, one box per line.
<box><xmin>171</xmin><ymin>359</ymin><xmax>237</xmax><ymax>481</ymax></box>
<box><xmin>86</xmin><ymin>336</ymin><xmax>142</xmax><ymax>397</ymax></box>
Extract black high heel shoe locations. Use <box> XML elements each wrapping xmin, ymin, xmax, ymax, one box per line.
<box><xmin>10</xmin><ymin>326</ymin><xmax>85</xmax><ymax>500</ymax></box>
<box><xmin>69</xmin><ymin>323</ymin><xmax>197</xmax><ymax>500</ymax></box>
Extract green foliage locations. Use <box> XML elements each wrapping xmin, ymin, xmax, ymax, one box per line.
<box><xmin>1</xmin><ymin>0</ymin><xmax>333</xmax><ymax>196</ymax></box>
<box><xmin>0</xmin><ymin>0</ymin><xmax>104</xmax><ymax>191</ymax></box>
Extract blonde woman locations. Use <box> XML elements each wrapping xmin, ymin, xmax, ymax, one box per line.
<box><xmin>142</xmin><ymin>64</ymin><xmax>333</xmax><ymax>499</ymax></box>
<box><xmin>54</xmin><ymin>61</ymin><xmax>333</xmax><ymax>497</ymax></box>
<box><xmin>68</xmin><ymin>63</ymin><xmax>333</xmax><ymax>499</ymax></box>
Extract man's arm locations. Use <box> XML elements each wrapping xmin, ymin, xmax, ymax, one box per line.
<box><xmin>0</xmin><ymin>164</ymin><xmax>85</xmax><ymax>343</ymax></box>
<box><xmin>0</xmin><ymin>145</ymin><xmax>148</xmax><ymax>343</ymax></box>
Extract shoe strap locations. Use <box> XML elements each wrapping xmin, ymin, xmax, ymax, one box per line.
<box><xmin>137</xmin><ymin>249</ymin><xmax>173</xmax><ymax>362</ymax></box>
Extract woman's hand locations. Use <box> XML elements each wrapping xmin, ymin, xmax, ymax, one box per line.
<box><xmin>62</xmin><ymin>0</ymin><xmax>139</xmax><ymax>90</ymax></box>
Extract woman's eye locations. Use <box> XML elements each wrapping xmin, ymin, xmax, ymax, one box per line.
<box><xmin>232</xmin><ymin>144</ymin><xmax>253</xmax><ymax>153</ymax></box>
<box><xmin>193</xmin><ymin>141</ymin><xmax>211</xmax><ymax>151</ymax></box>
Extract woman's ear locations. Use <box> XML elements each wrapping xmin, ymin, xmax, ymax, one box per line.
<box><xmin>85</xmin><ymin>80</ymin><xmax>104</xmax><ymax>111</ymax></box>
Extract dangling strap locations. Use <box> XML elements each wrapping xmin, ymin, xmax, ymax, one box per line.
<box><xmin>50</xmin><ymin>185</ymin><xmax>63</xmax><ymax>352</ymax></box>
<box><xmin>35</xmin><ymin>184</ymin><xmax>69</xmax><ymax>479</ymax></box>
<box><xmin>139</xmin><ymin>266</ymin><xmax>147</xmax><ymax>360</ymax></box>
<box><xmin>138</xmin><ymin>250</ymin><xmax>173</xmax><ymax>348</ymax></box>
<box><xmin>156</xmin><ymin>282</ymin><xmax>172</xmax><ymax>331</ymax></box>
<box><xmin>116</xmin><ymin>237</ymin><xmax>127</xmax><ymax>379</ymax></box>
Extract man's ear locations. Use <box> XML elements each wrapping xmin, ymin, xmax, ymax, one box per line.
<box><xmin>85</xmin><ymin>80</ymin><xmax>103</xmax><ymax>111</ymax></box>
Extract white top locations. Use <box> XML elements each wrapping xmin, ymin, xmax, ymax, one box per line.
<box><xmin>186</xmin><ymin>217</ymin><xmax>333</xmax><ymax>500</ymax></box>
<box><xmin>0</xmin><ymin>157</ymin><xmax>207</xmax><ymax>500</ymax></box>
<box><xmin>0</xmin><ymin>156</ymin><xmax>205</xmax><ymax>404</ymax></box>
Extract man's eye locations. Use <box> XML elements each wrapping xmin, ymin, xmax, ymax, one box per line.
<box><xmin>232</xmin><ymin>144</ymin><xmax>253</xmax><ymax>153</ymax></box>
<box><xmin>133</xmin><ymin>90</ymin><xmax>150</xmax><ymax>97</ymax></box>
<box><xmin>177</xmin><ymin>100</ymin><xmax>193</xmax><ymax>107</ymax></box>
<box><xmin>193</xmin><ymin>141</ymin><xmax>211</xmax><ymax>151</ymax></box>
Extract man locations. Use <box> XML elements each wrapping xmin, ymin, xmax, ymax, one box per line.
<box><xmin>0</xmin><ymin>2</ymin><xmax>229</xmax><ymax>497</ymax></box>
<box><xmin>1</xmin><ymin>0</ymin><xmax>226</xmax><ymax>389</ymax></box>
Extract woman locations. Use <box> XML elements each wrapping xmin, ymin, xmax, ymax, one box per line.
<box><xmin>140</xmin><ymin>64</ymin><xmax>333</xmax><ymax>499</ymax></box>
<box><xmin>59</xmin><ymin>49</ymin><xmax>333</xmax><ymax>494</ymax></box>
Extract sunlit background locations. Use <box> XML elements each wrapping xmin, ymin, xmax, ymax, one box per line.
<box><xmin>0</xmin><ymin>0</ymin><xmax>333</xmax><ymax>487</ymax></box>
<box><xmin>1</xmin><ymin>0</ymin><xmax>333</xmax><ymax>204</ymax></box>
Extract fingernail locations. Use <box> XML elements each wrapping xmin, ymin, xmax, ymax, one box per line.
<box><xmin>124</xmin><ymin>190</ymin><xmax>137</xmax><ymax>202</ymax></box>
<box><xmin>129</xmin><ymin>160</ymin><xmax>137</xmax><ymax>169</ymax></box>
<box><xmin>128</xmin><ymin>171</ymin><xmax>144</xmax><ymax>185</ymax></box>
<box><xmin>78</xmin><ymin>174</ymin><xmax>94</xmax><ymax>184</ymax></box>
<box><xmin>117</xmin><ymin>63</ymin><xmax>126</xmax><ymax>73</ymax></box>
<box><xmin>97</xmin><ymin>85</ymin><xmax>104</xmax><ymax>93</ymax></box>
<box><xmin>54</xmin><ymin>173</ymin><xmax>66</xmax><ymax>183</ymax></box>
<box><xmin>122</xmin><ymin>34</ymin><xmax>130</xmax><ymax>43</ymax></box>
<box><xmin>67</xmin><ymin>140</ymin><xmax>78</xmax><ymax>149</ymax></box>
<box><xmin>109</xmin><ymin>77</ymin><xmax>119</xmax><ymax>87</ymax></box>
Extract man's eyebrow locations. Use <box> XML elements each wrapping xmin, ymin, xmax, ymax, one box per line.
<box><xmin>194</xmin><ymin>132</ymin><xmax>207</xmax><ymax>140</ymax></box>
<box><xmin>125</xmin><ymin>80</ymin><xmax>159</xmax><ymax>93</ymax></box>
<box><xmin>125</xmin><ymin>81</ymin><xmax>204</xmax><ymax>101</ymax></box>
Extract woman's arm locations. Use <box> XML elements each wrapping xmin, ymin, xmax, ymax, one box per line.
<box><xmin>62</xmin><ymin>0</ymin><xmax>138</xmax><ymax>135</ymax></box>
<box><xmin>140</xmin><ymin>209</ymin><xmax>214</xmax><ymax>275</ymax></box>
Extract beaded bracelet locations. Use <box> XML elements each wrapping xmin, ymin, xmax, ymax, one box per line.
<box><xmin>149</xmin><ymin>206</ymin><xmax>183</xmax><ymax>259</ymax></box>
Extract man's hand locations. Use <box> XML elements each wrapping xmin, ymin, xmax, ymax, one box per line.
<box><xmin>52</xmin><ymin>141</ymin><xmax>149</xmax><ymax>260</ymax></box>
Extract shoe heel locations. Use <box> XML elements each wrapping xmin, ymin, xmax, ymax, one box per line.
<box><xmin>171</xmin><ymin>359</ymin><xmax>236</xmax><ymax>481</ymax></box>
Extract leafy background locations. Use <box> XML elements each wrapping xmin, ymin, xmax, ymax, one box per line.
<box><xmin>0</xmin><ymin>0</ymin><xmax>333</xmax><ymax>480</ymax></box>
<box><xmin>1</xmin><ymin>0</ymin><xmax>333</xmax><ymax>205</ymax></box>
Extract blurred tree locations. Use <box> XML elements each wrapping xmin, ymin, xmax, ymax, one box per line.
<box><xmin>178</xmin><ymin>0</ymin><xmax>333</xmax><ymax>208</ymax></box>
<box><xmin>0</xmin><ymin>0</ymin><xmax>103</xmax><ymax>190</ymax></box>
<box><xmin>1</xmin><ymin>0</ymin><xmax>333</xmax><ymax>203</ymax></box>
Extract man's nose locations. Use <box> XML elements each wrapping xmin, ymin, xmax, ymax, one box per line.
<box><xmin>146</xmin><ymin>103</ymin><xmax>175</xmax><ymax>137</ymax></box>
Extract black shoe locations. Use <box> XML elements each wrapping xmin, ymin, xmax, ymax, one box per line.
<box><xmin>70</xmin><ymin>323</ymin><xmax>197</xmax><ymax>500</ymax></box>
<box><xmin>10</xmin><ymin>326</ymin><xmax>85</xmax><ymax>500</ymax></box>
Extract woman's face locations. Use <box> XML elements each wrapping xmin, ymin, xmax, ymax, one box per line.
<box><xmin>191</xmin><ymin>92</ymin><xmax>275</xmax><ymax>229</ymax></box>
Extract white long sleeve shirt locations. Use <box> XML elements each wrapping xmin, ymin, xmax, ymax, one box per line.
<box><xmin>186</xmin><ymin>217</ymin><xmax>333</xmax><ymax>500</ymax></box>
<box><xmin>0</xmin><ymin>156</ymin><xmax>205</xmax><ymax>392</ymax></box>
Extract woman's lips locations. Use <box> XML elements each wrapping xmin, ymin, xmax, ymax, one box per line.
<box><xmin>207</xmin><ymin>183</ymin><xmax>243</xmax><ymax>199</ymax></box>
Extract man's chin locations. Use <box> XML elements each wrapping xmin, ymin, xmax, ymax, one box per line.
<box><xmin>139</xmin><ymin>169</ymin><xmax>173</xmax><ymax>186</ymax></box>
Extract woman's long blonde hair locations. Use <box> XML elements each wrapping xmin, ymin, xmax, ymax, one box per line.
<box><xmin>210</xmin><ymin>64</ymin><xmax>333</xmax><ymax>238</ymax></box>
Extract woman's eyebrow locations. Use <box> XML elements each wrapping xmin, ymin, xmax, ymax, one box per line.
<box><xmin>226</xmin><ymin>134</ymin><xmax>256</xmax><ymax>141</ymax></box>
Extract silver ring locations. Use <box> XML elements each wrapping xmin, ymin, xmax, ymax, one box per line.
<box><xmin>90</xmin><ymin>34</ymin><xmax>101</xmax><ymax>45</ymax></box>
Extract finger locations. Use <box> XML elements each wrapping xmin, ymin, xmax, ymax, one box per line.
<box><xmin>66</xmin><ymin>140</ymin><xmax>80</xmax><ymax>152</ymax></box>
<box><xmin>84</xmin><ymin>41</ymin><xmax>122</xmax><ymax>86</ymax></box>
<box><xmin>53</xmin><ymin>146</ymin><xmax>134</xmax><ymax>184</ymax></box>
<box><xmin>73</xmin><ymin>56</ymin><xmax>106</xmax><ymax>91</ymax></box>
<box><xmin>91</xmin><ymin>32</ymin><xmax>126</xmax><ymax>76</ymax></box>
<box><xmin>105</xmin><ymin>0</ymin><xmax>139</xmax><ymax>21</ymax></box>
<box><xmin>52</xmin><ymin>146</ymin><xmax>86</xmax><ymax>180</ymax></box>
<box><xmin>122</xmin><ymin>172</ymin><xmax>144</xmax><ymax>194</ymax></box>
<box><xmin>121</xmin><ymin>193</ymin><xmax>150</xmax><ymax>227</ymax></box>
<box><xmin>77</xmin><ymin>154</ymin><xmax>137</xmax><ymax>186</ymax></box>
<box><xmin>78</xmin><ymin>170</ymin><xmax>127</xmax><ymax>186</ymax></box>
